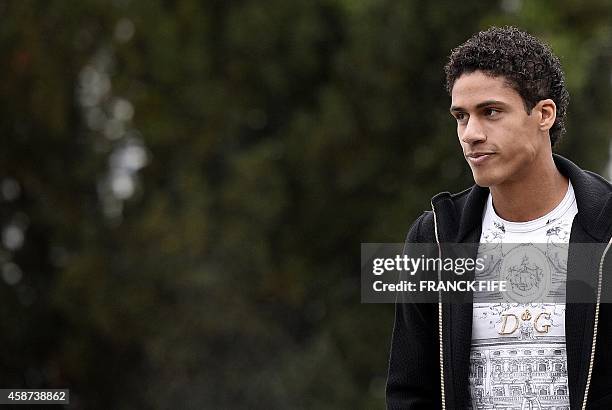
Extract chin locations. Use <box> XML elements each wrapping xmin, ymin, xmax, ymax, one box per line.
<box><xmin>471</xmin><ymin>170</ymin><xmax>499</xmax><ymax>188</ymax></box>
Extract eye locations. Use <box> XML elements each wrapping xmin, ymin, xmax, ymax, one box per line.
<box><xmin>454</xmin><ymin>112</ymin><xmax>468</xmax><ymax>122</ymax></box>
<box><xmin>484</xmin><ymin>108</ymin><xmax>500</xmax><ymax>118</ymax></box>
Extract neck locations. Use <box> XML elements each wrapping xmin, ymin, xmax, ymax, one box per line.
<box><xmin>490</xmin><ymin>155</ymin><xmax>569</xmax><ymax>222</ymax></box>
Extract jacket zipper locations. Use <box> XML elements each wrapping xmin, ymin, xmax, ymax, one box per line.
<box><xmin>582</xmin><ymin>236</ymin><xmax>612</xmax><ymax>409</ymax></box>
<box><xmin>431</xmin><ymin>201</ymin><xmax>446</xmax><ymax>410</ymax></box>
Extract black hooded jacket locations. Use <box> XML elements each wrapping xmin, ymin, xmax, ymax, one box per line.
<box><xmin>386</xmin><ymin>154</ymin><xmax>612</xmax><ymax>409</ymax></box>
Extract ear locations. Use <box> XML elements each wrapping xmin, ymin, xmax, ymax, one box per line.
<box><xmin>535</xmin><ymin>99</ymin><xmax>556</xmax><ymax>131</ymax></box>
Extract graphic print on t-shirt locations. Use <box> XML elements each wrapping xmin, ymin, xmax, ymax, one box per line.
<box><xmin>468</xmin><ymin>182</ymin><xmax>576</xmax><ymax>410</ymax></box>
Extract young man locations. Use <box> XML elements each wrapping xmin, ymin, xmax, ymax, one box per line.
<box><xmin>386</xmin><ymin>26</ymin><xmax>612</xmax><ymax>409</ymax></box>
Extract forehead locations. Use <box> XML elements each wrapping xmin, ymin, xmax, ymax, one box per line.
<box><xmin>451</xmin><ymin>71</ymin><xmax>522</xmax><ymax>108</ymax></box>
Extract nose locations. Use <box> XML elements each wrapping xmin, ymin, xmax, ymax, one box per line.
<box><xmin>460</xmin><ymin>117</ymin><xmax>486</xmax><ymax>145</ymax></box>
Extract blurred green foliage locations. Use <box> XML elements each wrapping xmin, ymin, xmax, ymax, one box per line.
<box><xmin>0</xmin><ymin>0</ymin><xmax>610</xmax><ymax>408</ymax></box>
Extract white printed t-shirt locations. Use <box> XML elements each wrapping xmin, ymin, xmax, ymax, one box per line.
<box><xmin>468</xmin><ymin>181</ymin><xmax>577</xmax><ymax>409</ymax></box>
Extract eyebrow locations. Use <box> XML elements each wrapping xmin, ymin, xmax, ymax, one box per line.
<box><xmin>449</xmin><ymin>100</ymin><xmax>508</xmax><ymax>113</ymax></box>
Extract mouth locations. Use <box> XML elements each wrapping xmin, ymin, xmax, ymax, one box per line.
<box><xmin>466</xmin><ymin>152</ymin><xmax>495</xmax><ymax>166</ymax></box>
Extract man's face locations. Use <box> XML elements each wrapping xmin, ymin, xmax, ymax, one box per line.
<box><xmin>450</xmin><ymin>71</ymin><xmax>548</xmax><ymax>188</ymax></box>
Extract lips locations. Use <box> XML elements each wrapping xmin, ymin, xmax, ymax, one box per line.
<box><xmin>466</xmin><ymin>152</ymin><xmax>495</xmax><ymax>165</ymax></box>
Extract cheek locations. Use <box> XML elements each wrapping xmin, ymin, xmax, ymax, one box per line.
<box><xmin>492</xmin><ymin>120</ymin><xmax>526</xmax><ymax>150</ymax></box>
<box><xmin>516</xmin><ymin>117</ymin><xmax>542</xmax><ymax>148</ymax></box>
<box><xmin>457</xmin><ymin>131</ymin><xmax>468</xmax><ymax>149</ymax></box>
<box><xmin>456</xmin><ymin>125</ymin><xmax>464</xmax><ymax>140</ymax></box>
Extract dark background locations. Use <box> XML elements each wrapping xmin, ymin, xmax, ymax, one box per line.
<box><xmin>0</xmin><ymin>0</ymin><xmax>610</xmax><ymax>408</ymax></box>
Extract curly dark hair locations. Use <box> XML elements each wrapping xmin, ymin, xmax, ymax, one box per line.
<box><xmin>444</xmin><ymin>26</ymin><xmax>570</xmax><ymax>147</ymax></box>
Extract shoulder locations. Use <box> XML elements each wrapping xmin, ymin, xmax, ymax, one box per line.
<box><xmin>583</xmin><ymin>170</ymin><xmax>612</xmax><ymax>193</ymax></box>
<box><xmin>405</xmin><ymin>211</ymin><xmax>435</xmax><ymax>243</ymax></box>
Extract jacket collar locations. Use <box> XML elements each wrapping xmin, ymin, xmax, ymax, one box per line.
<box><xmin>431</xmin><ymin>154</ymin><xmax>612</xmax><ymax>243</ymax></box>
<box><xmin>554</xmin><ymin>154</ymin><xmax>612</xmax><ymax>240</ymax></box>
